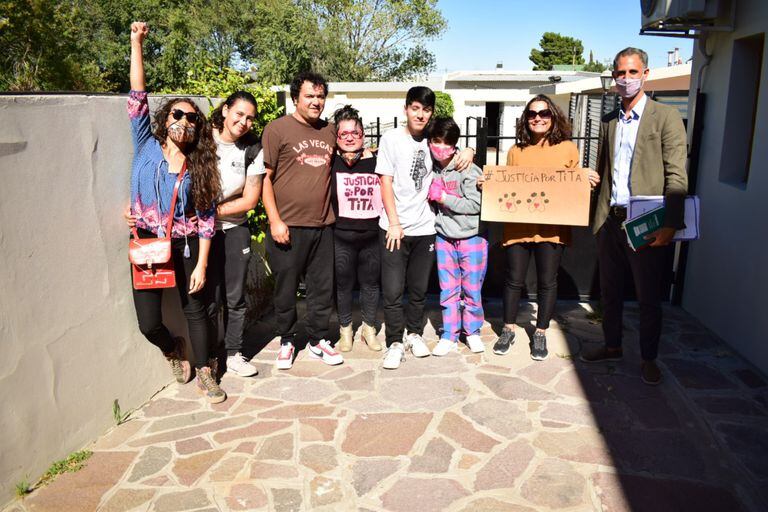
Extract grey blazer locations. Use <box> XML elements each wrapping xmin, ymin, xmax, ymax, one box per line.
<box><xmin>592</xmin><ymin>97</ymin><xmax>688</xmax><ymax>234</ymax></box>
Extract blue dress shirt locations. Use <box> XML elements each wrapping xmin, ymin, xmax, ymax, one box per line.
<box><xmin>611</xmin><ymin>94</ymin><xmax>648</xmax><ymax>207</ymax></box>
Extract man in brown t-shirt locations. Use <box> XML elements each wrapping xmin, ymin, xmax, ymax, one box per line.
<box><xmin>262</xmin><ymin>71</ymin><xmax>343</xmax><ymax>370</ymax></box>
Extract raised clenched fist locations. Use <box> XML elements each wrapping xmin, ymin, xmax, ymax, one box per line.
<box><xmin>130</xmin><ymin>22</ymin><xmax>149</xmax><ymax>45</ymax></box>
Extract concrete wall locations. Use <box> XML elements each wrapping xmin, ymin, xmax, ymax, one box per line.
<box><xmin>0</xmin><ymin>94</ymin><xmax>203</xmax><ymax>502</ymax></box>
<box><xmin>683</xmin><ymin>0</ymin><xmax>768</xmax><ymax>374</ymax></box>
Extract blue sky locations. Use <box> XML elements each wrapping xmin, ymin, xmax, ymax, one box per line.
<box><xmin>431</xmin><ymin>0</ymin><xmax>694</xmax><ymax>72</ymax></box>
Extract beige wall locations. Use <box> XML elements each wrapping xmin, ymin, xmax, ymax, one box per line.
<box><xmin>0</xmin><ymin>95</ymin><xmax>202</xmax><ymax>502</ymax></box>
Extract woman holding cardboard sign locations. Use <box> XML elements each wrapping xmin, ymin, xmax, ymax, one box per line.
<box><xmin>493</xmin><ymin>94</ymin><xmax>599</xmax><ymax>361</ymax></box>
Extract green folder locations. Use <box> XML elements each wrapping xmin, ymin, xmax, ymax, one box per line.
<box><xmin>623</xmin><ymin>205</ymin><xmax>665</xmax><ymax>251</ymax></box>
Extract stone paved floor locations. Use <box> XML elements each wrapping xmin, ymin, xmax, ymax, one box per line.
<box><xmin>7</xmin><ymin>300</ymin><xmax>768</xmax><ymax>512</ymax></box>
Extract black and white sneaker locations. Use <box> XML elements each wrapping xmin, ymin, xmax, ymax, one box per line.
<box><xmin>530</xmin><ymin>331</ymin><xmax>549</xmax><ymax>361</ymax></box>
<box><xmin>492</xmin><ymin>327</ymin><xmax>515</xmax><ymax>355</ymax></box>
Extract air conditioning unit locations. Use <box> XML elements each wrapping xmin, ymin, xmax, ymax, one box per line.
<box><xmin>641</xmin><ymin>0</ymin><xmax>722</xmax><ymax>31</ymax></box>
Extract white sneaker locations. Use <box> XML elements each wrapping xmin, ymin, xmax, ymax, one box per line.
<box><xmin>406</xmin><ymin>333</ymin><xmax>430</xmax><ymax>358</ymax></box>
<box><xmin>276</xmin><ymin>343</ymin><xmax>294</xmax><ymax>370</ymax></box>
<box><xmin>383</xmin><ymin>342</ymin><xmax>406</xmax><ymax>370</ymax></box>
<box><xmin>432</xmin><ymin>338</ymin><xmax>458</xmax><ymax>356</ymax></box>
<box><xmin>466</xmin><ymin>334</ymin><xmax>486</xmax><ymax>353</ymax></box>
<box><xmin>226</xmin><ymin>352</ymin><xmax>258</xmax><ymax>377</ymax></box>
<box><xmin>308</xmin><ymin>339</ymin><xmax>344</xmax><ymax>366</ymax></box>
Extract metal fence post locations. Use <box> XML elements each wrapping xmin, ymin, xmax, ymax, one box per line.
<box><xmin>582</xmin><ymin>117</ymin><xmax>592</xmax><ymax>168</ymax></box>
<box><xmin>475</xmin><ymin>117</ymin><xmax>488</xmax><ymax>167</ymax></box>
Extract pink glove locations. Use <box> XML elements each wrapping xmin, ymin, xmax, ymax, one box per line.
<box><xmin>428</xmin><ymin>179</ymin><xmax>445</xmax><ymax>202</ymax></box>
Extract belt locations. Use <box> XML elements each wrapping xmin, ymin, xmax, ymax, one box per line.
<box><xmin>609</xmin><ymin>206</ymin><xmax>627</xmax><ymax>220</ymax></box>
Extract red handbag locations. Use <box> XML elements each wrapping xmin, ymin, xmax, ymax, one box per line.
<box><xmin>129</xmin><ymin>164</ymin><xmax>185</xmax><ymax>290</ymax></box>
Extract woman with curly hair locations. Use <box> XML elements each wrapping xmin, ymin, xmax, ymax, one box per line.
<box><xmin>493</xmin><ymin>94</ymin><xmax>599</xmax><ymax>361</ymax></box>
<box><xmin>127</xmin><ymin>21</ymin><xmax>225</xmax><ymax>403</ymax></box>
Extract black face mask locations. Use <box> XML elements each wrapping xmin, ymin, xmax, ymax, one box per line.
<box><xmin>339</xmin><ymin>148</ymin><xmax>364</xmax><ymax>167</ymax></box>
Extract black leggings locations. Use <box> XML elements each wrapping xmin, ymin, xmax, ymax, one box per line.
<box><xmin>503</xmin><ymin>242</ymin><xmax>564</xmax><ymax>329</ymax></box>
<box><xmin>334</xmin><ymin>228</ymin><xmax>380</xmax><ymax>326</ymax></box>
<box><xmin>132</xmin><ymin>229</ymin><xmax>215</xmax><ymax>368</ymax></box>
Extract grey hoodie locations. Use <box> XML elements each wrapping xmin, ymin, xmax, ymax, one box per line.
<box><xmin>433</xmin><ymin>159</ymin><xmax>483</xmax><ymax>239</ymax></box>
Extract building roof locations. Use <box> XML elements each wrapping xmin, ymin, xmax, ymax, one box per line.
<box><xmin>529</xmin><ymin>63</ymin><xmax>692</xmax><ymax>95</ymax></box>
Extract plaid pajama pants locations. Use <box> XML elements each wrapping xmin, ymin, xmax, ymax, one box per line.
<box><xmin>436</xmin><ymin>234</ymin><xmax>489</xmax><ymax>341</ymax></box>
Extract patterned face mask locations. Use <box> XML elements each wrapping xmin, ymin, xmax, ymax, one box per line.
<box><xmin>168</xmin><ymin>122</ymin><xmax>196</xmax><ymax>143</ymax></box>
<box><xmin>429</xmin><ymin>143</ymin><xmax>456</xmax><ymax>161</ymax></box>
<box><xmin>615</xmin><ymin>76</ymin><xmax>644</xmax><ymax>99</ymax></box>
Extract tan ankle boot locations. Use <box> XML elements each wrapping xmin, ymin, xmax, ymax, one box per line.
<box><xmin>361</xmin><ymin>322</ymin><xmax>382</xmax><ymax>351</ymax></box>
<box><xmin>338</xmin><ymin>324</ymin><xmax>353</xmax><ymax>352</ymax></box>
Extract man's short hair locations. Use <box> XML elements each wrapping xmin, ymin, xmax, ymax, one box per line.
<box><xmin>405</xmin><ymin>86</ymin><xmax>435</xmax><ymax>109</ymax></box>
<box><xmin>290</xmin><ymin>71</ymin><xmax>328</xmax><ymax>102</ymax></box>
<box><xmin>613</xmin><ymin>47</ymin><xmax>649</xmax><ymax>70</ymax></box>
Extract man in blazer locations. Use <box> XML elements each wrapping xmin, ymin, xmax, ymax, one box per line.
<box><xmin>580</xmin><ymin>47</ymin><xmax>688</xmax><ymax>385</ymax></box>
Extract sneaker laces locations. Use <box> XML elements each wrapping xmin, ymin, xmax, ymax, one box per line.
<box><xmin>198</xmin><ymin>369</ymin><xmax>219</xmax><ymax>392</ymax></box>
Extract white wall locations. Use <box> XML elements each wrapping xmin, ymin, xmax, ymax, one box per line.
<box><xmin>0</xmin><ymin>95</ymin><xmax>197</xmax><ymax>502</ymax></box>
<box><xmin>683</xmin><ymin>0</ymin><xmax>768</xmax><ymax>374</ymax></box>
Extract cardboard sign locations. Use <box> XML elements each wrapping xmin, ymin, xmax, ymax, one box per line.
<box><xmin>480</xmin><ymin>166</ymin><xmax>591</xmax><ymax>226</ymax></box>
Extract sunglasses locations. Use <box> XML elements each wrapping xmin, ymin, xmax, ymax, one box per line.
<box><xmin>337</xmin><ymin>130</ymin><xmax>363</xmax><ymax>140</ymax></box>
<box><xmin>170</xmin><ymin>109</ymin><xmax>199</xmax><ymax>124</ymax></box>
<box><xmin>525</xmin><ymin>109</ymin><xmax>553</xmax><ymax>120</ymax></box>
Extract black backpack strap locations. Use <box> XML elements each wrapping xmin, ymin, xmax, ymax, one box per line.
<box><xmin>242</xmin><ymin>134</ymin><xmax>263</xmax><ymax>170</ymax></box>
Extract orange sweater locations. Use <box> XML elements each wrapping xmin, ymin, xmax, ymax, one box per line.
<box><xmin>502</xmin><ymin>140</ymin><xmax>580</xmax><ymax>246</ymax></box>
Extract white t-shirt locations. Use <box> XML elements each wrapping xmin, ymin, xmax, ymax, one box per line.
<box><xmin>375</xmin><ymin>127</ymin><xmax>435</xmax><ymax>236</ymax></box>
<box><xmin>215</xmin><ymin>135</ymin><xmax>266</xmax><ymax>230</ymax></box>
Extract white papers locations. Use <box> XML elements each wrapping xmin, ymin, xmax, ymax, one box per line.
<box><xmin>627</xmin><ymin>195</ymin><xmax>701</xmax><ymax>241</ymax></box>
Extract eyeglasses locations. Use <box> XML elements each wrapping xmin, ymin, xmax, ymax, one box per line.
<box><xmin>337</xmin><ymin>130</ymin><xmax>363</xmax><ymax>140</ymax></box>
<box><xmin>525</xmin><ymin>109</ymin><xmax>552</xmax><ymax>120</ymax></box>
<box><xmin>171</xmin><ymin>109</ymin><xmax>199</xmax><ymax>124</ymax></box>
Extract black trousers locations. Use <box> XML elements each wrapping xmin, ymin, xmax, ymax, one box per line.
<box><xmin>380</xmin><ymin>230</ymin><xmax>436</xmax><ymax>347</ymax></box>
<box><xmin>132</xmin><ymin>229</ymin><xmax>216</xmax><ymax>368</ymax></box>
<box><xmin>503</xmin><ymin>241</ymin><xmax>564</xmax><ymax>330</ymax></box>
<box><xmin>265</xmin><ymin>225</ymin><xmax>333</xmax><ymax>345</ymax></box>
<box><xmin>597</xmin><ymin>215</ymin><xmax>668</xmax><ymax>361</ymax></box>
<box><xmin>334</xmin><ymin>228</ymin><xmax>380</xmax><ymax>327</ymax></box>
<box><xmin>208</xmin><ymin>224</ymin><xmax>252</xmax><ymax>356</ymax></box>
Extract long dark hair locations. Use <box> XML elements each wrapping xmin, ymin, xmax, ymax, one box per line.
<box><xmin>515</xmin><ymin>94</ymin><xmax>571</xmax><ymax>149</ymax></box>
<box><xmin>153</xmin><ymin>98</ymin><xmax>220</xmax><ymax>211</ymax></box>
<box><xmin>210</xmin><ymin>90</ymin><xmax>257</xmax><ymax>132</ymax></box>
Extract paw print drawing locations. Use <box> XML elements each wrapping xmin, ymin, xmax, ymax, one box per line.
<box><xmin>498</xmin><ymin>192</ymin><xmax>521</xmax><ymax>212</ymax></box>
<box><xmin>527</xmin><ymin>192</ymin><xmax>549</xmax><ymax>212</ymax></box>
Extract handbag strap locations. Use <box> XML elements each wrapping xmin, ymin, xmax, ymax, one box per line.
<box><xmin>132</xmin><ymin>160</ymin><xmax>187</xmax><ymax>240</ymax></box>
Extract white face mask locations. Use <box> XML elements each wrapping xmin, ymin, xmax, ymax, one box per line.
<box><xmin>615</xmin><ymin>76</ymin><xmax>644</xmax><ymax>99</ymax></box>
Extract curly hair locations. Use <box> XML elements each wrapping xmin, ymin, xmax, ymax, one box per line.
<box><xmin>515</xmin><ymin>94</ymin><xmax>572</xmax><ymax>149</ymax></box>
<box><xmin>153</xmin><ymin>98</ymin><xmax>221</xmax><ymax>211</ymax></box>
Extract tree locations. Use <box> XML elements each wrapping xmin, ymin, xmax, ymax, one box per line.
<box><xmin>434</xmin><ymin>91</ymin><xmax>454</xmax><ymax>118</ymax></box>
<box><xmin>583</xmin><ymin>50</ymin><xmax>607</xmax><ymax>73</ymax></box>
<box><xmin>529</xmin><ymin>32</ymin><xmax>585</xmax><ymax>71</ymax></box>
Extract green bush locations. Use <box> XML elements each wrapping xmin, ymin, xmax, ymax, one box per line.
<box><xmin>434</xmin><ymin>91</ymin><xmax>455</xmax><ymax>119</ymax></box>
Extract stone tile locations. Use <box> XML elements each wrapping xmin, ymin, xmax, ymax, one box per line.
<box><xmin>344</xmin><ymin>395</ymin><xmax>397</xmax><ymax>412</ymax></box>
<box><xmin>209</xmin><ymin>455</ymin><xmax>249</xmax><ymax>482</ymax></box>
<box><xmin>342</xmin><ymin>413</ymin><xmax>432</xmax><ymax>456</ymax></box>
<box><xmin>352</xmin><ymin>459</ymin><xmax>400</xmax><ymax>496</ymax></box>
<box><xmin>231</xmin><ymin>397</ymin><xmax>282</xmax><ymax>415</ymax></box>
<box><xmin>255</xmin><ymin>432</ymin><xmax>294</xmax><ymax>460</ymax></box>
<box><xmin>151</xmin><ymin>488</ymin><xmax>210</xmax><ymax>511</ymax></box>
<box><xmin>437</xmin><ymin>412</ymin><xmax>499</xmax><ymax>453</ymax></box>
<box><xmin>330</xmin><ymin>393</ymin><xmax>351</xmax><ymax>404</ymax></box>
<box><xmin>285</xmin><ymin>360</ymin><xmax>335</xmax><ymax>377</ymax></box>
<box><xmin>380</xmin><ymin>377</ymin><xmax>469</xmax><ymax>411</ymax></box>
<box><xmin>147</xmin><ymin>411</ymin><xmax>223</xmax><ymax>433</ymax></box>
<box><xmin>271</xmin><ymin>488</ymin><xmax>303</xmax><ymax>512</ymax></box>
<box><xmin>520</xmin><ymin>458</ymin><xmax>586</xmax><ymax>509</ymax></box>
<box><xmin>457</xmin><ymin>498</ymin><xmax>535</xmax><ymax>512</ymax></box>
<box><xmin>233</xmin><ymin>441</ymin><xmax>258</xmax><ymax>454</ymax></box>
<box><xmin>317</xmin><ymin>365</ymin><xmax>355</xmax><ymax>380</ymax></box>
<box><xmin>128</xmin><ymin>446</ymin><xmax>173</xmax><ymax>482</ymax></box>
<box><xmin>380</xmin><ymin>477</ymin><xmax>469</xmax><ymax>512</ymax></box>
<box><xmin>337</xmin><ymin>370</ymin><xmax>376</xmax><ymax>391</ymax></box>
<box><xmin>694</xmin><ymin>395</ymin><xmax>766</xmax><ymax>416</ymax></box>
<box><xmin>300</xmin><ymin>444</ymin><xmax>338</xmax><ymax>473</ymax></box>
<box><xmin>665</xmin><ymin>359</ymin><xmax>739</xmax><ymax>390</ymax></box>
<box><xmin>129</xmin><ymin>416</ymin><xmax>252</xmax><ymax>446</ymax></box>
<box><xmin>258</xmin><ymin>404</ymin><xmax>335</xmax><ymax>419</ymax></box>
<box><xmin>462</xmin><ymin>398</ymin><xmax>532</xmax><ymax>438</ymax></box>
<box><xmin>458</xmin><ymin>454</ymin><xmax>480</xmax><ymax>469</ymax></box>
<box><xmin>732</xmin><ymin>368</ymin><xmax>767</xmax><ymax>388</ymax></box>
<box><xmin>24</xmin><ymin>452</ymin><xmax>136</xmax><ymax>512</ymax></box>
<box><xmin>251</xmin><ymin>378</ymin><xmax>337</xmax><ymax>402</ymax></box>
<box><xmin>92</xmin><ymin>420</ymin><xmax>146</xmax><ymax>450</ymax></box>
<box><xmin>474</xmin><ymin>441</ymin><xmax>535</xmax><ymax>490</ymax></box>
<box><xmin>309</xmin><ymin>476</ymin><xmax>343</xmax><ymax>508</ymax></box>
<box><xmin>409</xmin><ymin>437</ymin><xmax>454</xmax><ymax>473</ymax></box>
<box><xmin>172</xmin><ymin>448</ymin><xmax>228</xmax><ymax>486</ymax></box>
<box><xmin>609</xmin><ymin>430</ymin><xmax>710</xmax><ymax>480</ymax></box>
<box><xmin>250</xmin><ymin>462</ymin><xmax>299</xmax><ymax>480</ymax></box>
<box><xmin>533</xmin><ymin>428</ymin><xmax>613</xmax><ymax>466</ymax></box>
<box><xmin>299</xmin><ymin>418</ymin><xmax>338</xmax><ymax>442</ymax></box>
<box><xmin>175</xmin><ymin>436</ymin><xmax>212</xmax><ymax>455</ymax></box>
<box><xmin>715</xmin><ymin>423</ymin><xmax>768</xmax><ymax>479</ymax></box>
<box><xmin>141</xmin><ymin>475</ymin><xmax>170</xmax><ymax>487</ymax></box>
<box><xmin>378</xmin><ymin>353</ymin><xmax>467</xmax><ymax>378</ymax></box>
<box><xmin>540</xmin><ymin>401</ymin><xmax>632</xmax><ymax>431</ymax></box>
<box><xmin>591</xmin><ymin>472</ymin><xmax>747</xmax><ymax>512</ymax></box>
<box><xmin>518</xmin><ymin>361</ymin><xmax>563</xmax><ymax>385</ymax></box>
<box><xmin>142</xmin><ymin>398</ymin><xmax>200</xmax><ymax>417</ymax></box>
<box><xmin>99</xmin><ymin>489</ymin><xmax>155</xmax><ymax>512</ymax></box>
<box><xmin>477</xmin><ymin>373</ymin><xmax>555</xmax><ymax>401</ymax></box>
<box><xmin>212</xmin><ymin>420</ymin><xmax>292</xmax><ymax>445</ymax></box>
<box><xmin>225</xmin><ymin>483</ymin><xmax>268</xmax><ymax>510</ymax></box>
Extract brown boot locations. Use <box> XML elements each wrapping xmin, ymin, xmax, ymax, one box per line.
<box><xmin>196</xmin><ymin>366</ymin><xmax>226</xmax><ymax>403</ymax></box>
<box><xmin>164</xmin><ymin>337</ymin><xmax>191</xmax><ymax>384</ymax></box>
<box><xmin>641</xmin><ymin>360</ymin><xmax>662</xmax><ymax>386</ymax></box>
<box><xmin>579</xmin><ymin>345</ymin><xmax>623</xmax><ymax>363</ymax></box>
<box><xmin>361</xmin><ymin>322</ymin><xmax>382</xmax><ymax>351</ymax></box>
<box><xmin>338</xmin><ymin>325</ymin><xmax>353</xmax><ymax>352</ymax></box>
